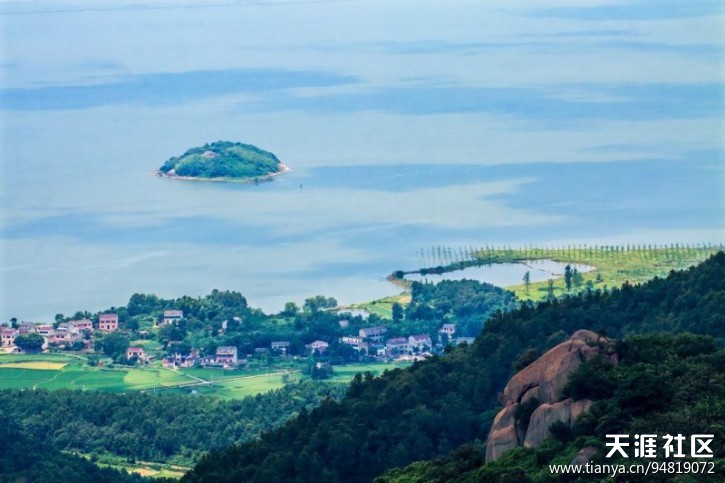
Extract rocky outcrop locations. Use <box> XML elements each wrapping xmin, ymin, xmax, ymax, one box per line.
<box><xmin>501</xmin><ymin>329</ymin><xmax>617</xmax><ymax>407</ymax></box>
<box><xmin>523</xmin><ymin>398</ymin><xmax>593</xmax><ymax>448</ymax></box>
<box><xmin>484</xmin><ymin>404</ymin><xmax>521</xmax><ymax>462</ymax></box>
<box><xmin>485</xmin><ymin>329</ymin><xmax>616</xmax><ymax>463</ymax></box>
<box><xmin>571</xmin><ymin>446</ymin><xmax>598</xmax><ymax>466</ymax></box>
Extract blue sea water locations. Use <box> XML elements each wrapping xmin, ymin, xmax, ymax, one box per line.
<box><xmin>0</xmin><ymin>0</ymin><xmax>723</xmax><ymax>320</ymax></box>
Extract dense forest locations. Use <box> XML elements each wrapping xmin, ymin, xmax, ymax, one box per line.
<box><xmin>182</xmin><ymin>252</ymin><xmax>725</xmax><ymax>482</ymax></box>
<box><xmin>158</xmin><ymin>141</ymin><xmax>283</xmax><ymax>179</ymax></box>
<box><xmin>378</xmin><ymin>332</ymin><xmax>725</xmax><ymax>482</ymax></box>
<box><xmin>0</xmin><ymin>380</ymin><xmax>346</xmax><ymax>466</ymax></box>
<box><xmin>0</xmin><ymin>417</ymin><xmax>154</xmax><ymax>483</ymax></box>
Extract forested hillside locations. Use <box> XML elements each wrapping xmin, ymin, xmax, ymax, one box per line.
<box><xmin>183</xmin><ymin>253</ymin><xmax>725</xmax><ymax>483</ymax></box>
<box><xmin>0</xmin><ymin>418</ymin><xmax>155</xmax><ymax>483</ymax></box>
<box><xmin>379</xmin><ymin>332</ymin><xmax>725</xmax><ymax>482</ymax></box>
<box><xmin>0</xmin><ymin>380</ymin><xmax>345</xmax><ymax>466</ymax></box>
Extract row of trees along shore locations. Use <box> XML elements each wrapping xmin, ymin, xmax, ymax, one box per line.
<box><xmin>416</xmin><ymin>243</ymin><xmax>723</xmax><ymax>268</ymax></box>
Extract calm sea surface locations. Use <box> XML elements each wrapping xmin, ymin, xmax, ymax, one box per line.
<box><xmin>1</xmin><ymin>0</ymin><xmax>723</xmax><ymax>320</ymax></box>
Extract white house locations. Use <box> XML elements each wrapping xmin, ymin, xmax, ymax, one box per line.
<box><xmin>162</xmin><ymin>310</ymin><xmax>184</xmax><ymax>325</ymax></box>
<box><xmin>307</xmin><ymin>340</ymin><xmax>329</xmax><ymax>353</ymax></box>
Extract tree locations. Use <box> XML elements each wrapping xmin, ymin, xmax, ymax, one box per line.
<box><xmin>282</xmin><ymin>302</ymin><xmax>300</xmax><ymax>317</ymax></box>
<box><xmin>572</xmin><ymin>268</ymin><xmax>584</xmax><ymax>289</ymax></box>
<box><xmin>523</xmin><ymin>271</ymin><xmax>531</xmax><ymax>294</ymax></box>
<box><xmin>546</xmin><ymin>279</ymin><xmax>555</xmax><ymax>300</ymax></box>
<box><xmin>303</xmin><ymin>296</ymin><xmax>338</xmax><ymax>313</ymax></box>
<box><xmin>125</xmin><ymin>318</ymin><xmax>140</xmax><ymax>332</ymax></box>
<box><xmin>14</xmin><ymin>333</ymin><xmax>44</xmax><ymax>352</ymax></box>
<box><xmin>564</xmin><ymin>264</ymin><xmax>573</xmax><ymax>291</ymax></box>
<box><xmin>95</xmin><ymin>332</ymin><xmax>129</xmax><ymax>360</ymax></box>
<box><xmin>392</xmin><ymin>303</ymin><xmax>404</xmax><ymax>322</ymax></box>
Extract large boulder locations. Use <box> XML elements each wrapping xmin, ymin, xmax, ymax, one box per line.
<box><xmin>485</xmin><ymin>404</ymin><xmax>521</xmax><ymax>462</ymax></box>
<box><xmin>523</xmin><ymin>398</ymin><xmax>593</xmax><ymax>448</ymax></box>
<box><xmin>501</xmin><ymin>329</ymin><xmax>614</xmax><ymax>406</ymax></box>
<box><xmin>485</xmin><ymin>329</ymin><xmax>616</xmax><ymax>463</ymax></box>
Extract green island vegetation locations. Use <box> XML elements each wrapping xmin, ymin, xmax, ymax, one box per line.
<box><xmin>390</xmin><ymin>243</ymin><xmax>723</xmax><ymax>302</ymax></box>
<box><xmin>156</xmin><ymin>141</ymin><xmax>286</xmax><ymax>181</ymax></box>
<box><xmin>181</xmin><ymin>252</ymin><xmax>725</xmax><ymax>482</ymax></box>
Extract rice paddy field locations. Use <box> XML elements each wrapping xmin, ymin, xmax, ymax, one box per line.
<box><xmin>0</xmin><ymin>353</ymin><xmax>290</xmax><ymax>396</ymax></box>
<box><xmin>0</xmin><ymin>354</ymin><xmax>405</xmax><ymax>399</ymax></box>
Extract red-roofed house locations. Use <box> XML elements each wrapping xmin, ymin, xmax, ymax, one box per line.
<box><xmin>126</xmin><ymin>347</ymin><xmax>148</xmax><ymax>362</ymax></box>
<box><xmin>1</xmin><ymin>329</ymin><xmax>17</xmax><ymax>348</ymax></box>
<box><xmin>216</xmin><ymin>346</ymin><xmax>238</xmax><ymax>366</ymax></box>
<box><xmin>99</xmin><ymin>314</ymin><xmax>119</xmax><ymax>332</ymax></box>
<box><xmin>69</xmin><ymin>319</ymin><xmax>93</xmax><ymax>332</ymax></box>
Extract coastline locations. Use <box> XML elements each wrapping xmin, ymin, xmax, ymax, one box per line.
<box><xmin>152</xmin><ymin>162</ymin><xmax>290</xmax><ymax>184</ymax></box>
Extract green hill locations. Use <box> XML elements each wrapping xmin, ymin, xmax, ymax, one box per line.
<box><xmin>0</xmin><ymin>418</ymin><xmax>156</xmax><ymax>483</ymax></box>
<box><xmin>378</xmin><ymin>332</ymin><xmax>725</xmax><ymax>482</ymax></box>
<box><xmin>182</xmin><ymin>253</ymin><xmax>725</xmax><ymax>483</ymax></box>
<box><xmin>157</xmin><ymin>141</ymin><xmax>285</xmax><ymax>181</ymax></box>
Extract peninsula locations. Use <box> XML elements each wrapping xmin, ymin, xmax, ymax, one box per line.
<box><xmin>154</xmin><ymin>141</ymin><xmax>288</xmax><ymax>182</ymax></box>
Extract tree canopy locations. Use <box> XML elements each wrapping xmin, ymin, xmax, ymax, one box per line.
<box><xmin>158</xmin><ymin>141</ymin><xmax>283</xmax><ymax>179</ymax></box>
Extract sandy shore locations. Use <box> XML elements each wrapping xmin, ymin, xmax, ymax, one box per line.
<box><xmin>152</xmin><ymin>163</ymin><xmax>290</xmax><ymax>184</ymax></box>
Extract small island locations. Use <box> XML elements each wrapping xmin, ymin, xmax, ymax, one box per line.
<box><xmin>154</xmin><ymin>141</ymin><xmax>288</xmax><ymax>182</ymax></box>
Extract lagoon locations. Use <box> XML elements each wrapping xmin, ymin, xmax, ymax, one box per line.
<box><xmin>405</xmin><ymin>260</ymin><xmax>594</xmax><ymax>287</ymax></box>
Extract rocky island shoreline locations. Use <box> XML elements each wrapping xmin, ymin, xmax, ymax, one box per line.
<box><xmin>153</xmin><ymin>141</ymin><xmax>288</xmax><ymax>183</ymax></box>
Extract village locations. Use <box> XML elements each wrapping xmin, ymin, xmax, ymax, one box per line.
<box><xmin>1</xmin><ymin>308</ymin><xmax>476</xmax><ymax>370</ymax></box>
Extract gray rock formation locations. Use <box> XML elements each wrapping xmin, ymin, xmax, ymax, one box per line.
<box><xmin>485</xmin><ymin>329</ymin><xmax>616</xmax><ymax>463</ymax></box>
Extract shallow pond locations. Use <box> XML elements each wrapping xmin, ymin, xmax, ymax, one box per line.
<box><xmin>404</xmin><ymin>260</ymin><xmax>595</xmax><ymax>287</ymax></box>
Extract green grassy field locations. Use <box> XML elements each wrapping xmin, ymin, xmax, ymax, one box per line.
<box><xmin>348</xmin><ymin>294</ymin><xmax>411</xmax><ymax>319</ymax></box>
<box><xmin>387</xmin><ymin>244</ymin><xmax>723</xmax><ymax>303</ymax></box>
<box><xmin>329</xmin><ymin>362</ymin><xmax>411</xmax><ymax>383</ymax></box>
<box><xmin>73</xmin><ymin>451</ymin><xmax>189</xmax><ymax>480</ymax></box>
<box><xmin>0</xmin><ymin>354</ymin><xmax>321</xmax><ymax>400</ymax></box>
<box><xmin>0</xmin><ymin>354</ymin><xmax>408</xmax><ymax>400</ymax></box>
<box><xmin>180</xmin><ymin>367</ymin><xmax>269</xmax><ymax>381</ymax></box>
<box><xmin>0</xmin><ymin>354</ymin><xmax>265</xmax><ymax>395</ymax></box>
<box><xmin>158</xmin><ymin>370</ymin><xmax>302</xmax><ymax>399</ymax></box>
<box><xmin>486</xmin><ymin>245</ymin><xmax>724</xmax><ymax>301</ymax></box>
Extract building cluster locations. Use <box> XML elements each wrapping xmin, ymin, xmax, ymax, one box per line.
<box><xmin>337</xmin><ymin>324</ymin><xmax>475</xmax><ymax>361</ymax></box>
<box><xmin>1</xmin><ymin>310</ymin><xmax>189</xmax><ymax>357</ymax></box>
<box><xmin>2</xmin><ymin>307</ymin><xmax>478</xmax><ymax>369</ymax></box>
<box><xmin>1</xmin><ymin>315</ymin><xmax>120</xmax><ymax>352</ymax></box>
<box><xmin>249</xmin><ymin>323</ymin><xmax>476</xmax><ymax>362</ymax></box>
<box><xmin>162</xmin><ymin>346</ymin><xmax>239</xmax><ymax>370</ymax></box>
